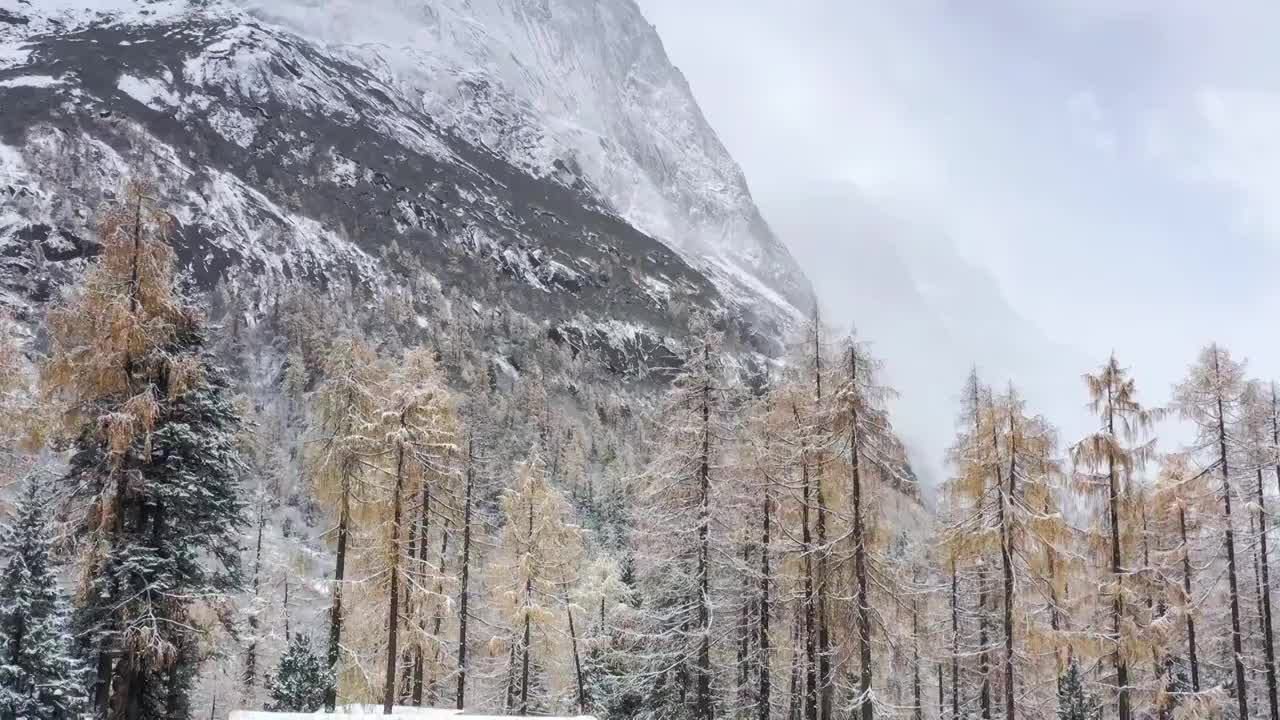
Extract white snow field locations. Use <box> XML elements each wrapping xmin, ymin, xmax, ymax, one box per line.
<box><xmin>230</xmin><ymin>708</ymin><xmax>596</xmax><ymax>719</ymax></box>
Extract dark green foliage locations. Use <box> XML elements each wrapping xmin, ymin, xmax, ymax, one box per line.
<box><xmin>0</xmin><ymin>481</ymin><xmax>84</xmax><ymax>720</ymax></box>
<box><xmin>1057</xmin><ymin>659</ymin><xmax>1100</xmax><ymax>720</ymax></box>
<box><xmin>265</xmin><ymin>633</ymin><xmax>330</xmax><ymax>712</ymax></box>
<box><xmin>68</xmin><ymin>328</ymin><xmax>248</xmax><ymax>720</ymax></box>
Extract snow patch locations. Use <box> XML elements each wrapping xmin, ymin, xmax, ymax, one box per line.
<box><xmin>0</xmin><ymin>41</ymin><xmax>31</xmax><ymax>71</ymax></box>
<box><xmin>0</xmin><ymin>74</ymin><xmax>62</xmax><ymax>88</ymax></box>
<box><xmin>206</xmin><ymin>105</ymin><xmax>258</xmax><ymax>148</ymax></box>
<box><xmin>117</xmin><ymin>73</ymin><xmax>180</xmax><ymax>109</ymax></box>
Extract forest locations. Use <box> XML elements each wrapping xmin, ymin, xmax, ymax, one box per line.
<box><xmin>3</xmin><ymin>183</ymin><xmax>1280</xmax><ymax>720</ymax></box>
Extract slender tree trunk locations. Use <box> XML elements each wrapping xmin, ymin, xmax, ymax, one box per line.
<box><xmin>326</xmin><ymin>474</ymin><xmax>352</xmax><ymax>711</ymax></box>
<box><xmin>383</xmin><ymin>446</ymin><xmax>408</xmax><ymax>714</ymax></box>
<box><xmin>788</xmin><ymin>608</ymin><xmax>803</xmax><ymax>720</ymax></box>
<box><xmin>799</xmin><ymin>449</ymin><xmax>817</xmax><ymax>720</ymax></box>
<box><xmin>412</xmin><ymin>484</ymin><xmax>432</xmax><ymax>706</ymax></box>
<box><xmin>455</xmin><ymin>440</ymin><xmax>475</xmax><ymax>711</ymax></box>
<box><xmin>95</xmin><ymin>648</ymin><xmax>112</xmax><ymax>716</ymax></box>
<box><xmin>1257</xmin><ymin>466</ymin><xmax>1280</xmax><ymax>720</ymax></box>
<box><xmin>951</xmin><ymin>560</ymin><xmax>959</xmax><ymax>720</ymax></box>
<box><xmin>978</xmin><ymin>577</ymin><xmax>991</xmax><ymax>720</ymax></box>
<box><xmin>567</xmin><ymin>600</ymin><xmax>588</xmax><ymax>712</ymax></box>
<box><xmin>283</xmin><ymin>577</ymin><xmax>290</xmax><ymax>639</ymax></box>
<box><xmin>937</xmin><ymin>664</ymin><xmax>944</xmax><ymax>720</ymax></box>
<box><xmin>519</xmin><ymin>498</ymin><xmax>534</xmax><ymax>715</ymax></box>
<box><xmin>1214</xmin><ymin>353</ymin><xmax>1249</xmax><ymax>720</ymax></box>
<box><xmin>812</xmin><ymin>334</ymin><xmax>832</xmax><ymax>720</ymax></box>
<box><xmin>245</xmin><ymin>505</ymin><xmax>265</xmax><ymax>693</ymax></box>
<box><xmin>1045</xmin><ymin>499</ymin><xmax>1062</xmax><ymax>684</ymax></box>
<box><xmin>1142</xmin><ymin>509</ymin><xmax>1169</xmax><ymax>720</ymax></box>
<box><xmin>406</xmin><ymin>473</ymin><xmax>425</xmax><ymax>705</ymax></box>
<box><xmin>696</xmin><ymin>348</ymin><xmax>713</xmax><ymax>720</ymax></box>
<box><xmin>1179</xmin><ymin>507</ymin><xmax>1201</xmax><ymax>693</ymax></box>
<box><xmin>739</xmin><ymin>541</ymin><xmax>752</xmax><ymax>706</ymax></box>
<box><xmin>913</xmin><ymin>597</ymin><xmax>922</xmax><ymax>720</ymax></box>
<box><xmin>427</xmin><ymin>520</ymin><xmax>451</xmax><ymax>704</ymax></box>
<box><xmin>760</xmin><ymin>457</ymin><xmax>773</xmax><ymax>720</ymax></box>
<box><xmin>970</xmin><ymin>376</ymin><xmax>991</xmax><ymax>720</ymax></box>
<box><xmin>849</xmin><ymin>348</ymin><xmax>873</xmax><ymax>720</ymax></box>
<box><xmin>1105</xmin><ymin>392</ymin><xmax>1130</xmax><ymax>720</ymax></box>
<box><xmin>1000</xmin><ymin>413</ymin><xmax>1016</xmax><ymax>720</ymax></box>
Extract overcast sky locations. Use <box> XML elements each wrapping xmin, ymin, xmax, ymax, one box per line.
<box><xmin>636</xmin><ymin>0</ymin><xmax>1280</xmax><ymax>488</ymax></box>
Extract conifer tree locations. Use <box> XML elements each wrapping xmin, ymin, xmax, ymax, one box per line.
<box><xmin>830</xmin><ymin>333</ymin><xmax>901</xmax><ymax>720</ymax></box>
<box><xmin>1240</xmin><ymin>380</ymin><xmax>1279</xmax><ymax>720</ymax></box>
<box><xmin>44</xmin><ymin>181</ymin><xmax>247</xmax><ymax>720</ymax></box>
<box><xmin>1071</xmin><ymin>354</ymin><xmax>1162</xmax><ymax>720</ymax></box>
<box><xmin>632</xmin><ymin>317</ymin><xmax>732</xmax><ymax>720</ymax></box>
<box><xmin>367</xmin><ymin>348</ymin><xmax>456</xmax><ymax>712</ymax></box>
<box><xmin>0</xmin><ymin>480</ymin><xmax>84</xmax><ymax>720</ymax></box>
<box><xmin>496</xmin><ymin>451</ymin><xmax>584</xmax><ymax>716</ymax></box>
<box><xmin>1174</xmin><ymin>344</ymin><xmax>1249</xmax><ymax>720</ymax></box>
<box><xmin>265</xmin><ymin>634</ymin><xmax>330</xmax><ymax>713</ymax></box>
<box><xmin>307</xmin><ymin>334</ymin><xmax>383</xmax><ymax>708</ymax></box>
<box><xmin>1057</xmin><ymin>659</ymin><xmax>1100</xmax><ymax>720</ymax></box>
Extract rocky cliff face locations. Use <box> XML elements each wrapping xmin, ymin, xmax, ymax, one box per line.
<box><xmin>0</xmin><ymin>0</ymin><xmax>809</xmax><ymax>365</ymax></box>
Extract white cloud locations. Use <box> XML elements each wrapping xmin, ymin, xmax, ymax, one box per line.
<box><xmin>638</xmin><ymin>0</ymin><xmax>1280</xmax><ymax>485</ymax></box>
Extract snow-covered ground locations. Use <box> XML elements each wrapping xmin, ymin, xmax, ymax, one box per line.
<box><xmin>230</xmin><ymin>707</ymin><xmax>595</xmax><ymax>719</ymax></box>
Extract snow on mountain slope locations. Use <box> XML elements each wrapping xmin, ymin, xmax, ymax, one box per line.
<box><xmin>0</xmin><ymin>0</ymin><xmax>808</xmax><ymax>359</ymax></box>
<box><xmin>233</xmin><ymin>0</ymin><xmax>812</xmax><ymax>318</ymax></box>
<box><xmin>3</xmin><ymin>0</ymin><xmax>798</xmax><ymax>366</ymax></box>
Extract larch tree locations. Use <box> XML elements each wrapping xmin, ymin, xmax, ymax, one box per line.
<box><xmin>1240</xmin><ymin>380</ymin><xmax>1279</xmax><ymax>720</ymax></box>
<box><xmin>829</xmin><ymin>332</ymin><xmax>901</xmax><ymax>720</ymax></box>
<box><xmin>1173</xmin><ymin>344</ymin><xmax>1249</xmax><ymax>720</ymax></box>
<box><xmin>44</xmin><ymin>180</ymin><xmax>247</xmax><ymax>720</ymax></box>
<box><xmin>631</xmin><ymin>316</ymin><xmax>733</xmax><ymax>720</ymax></box>
<box><xmin>943</xmin><ymin>369</ymin><xmax>1000</xmax><ymax>720</ymax></box>
<box><xmin>307</xmin><ymin>334</ymin><xmax>385</xmax><ymax>709</ymax></box>
<box><xmin>366</xmin><ymin>347</ymin><xmax>457</xmax><ymax>712</ymax></box>
<box><xmin>1071</xmin><ymin>354</ymin><xmax>1162</xmax><ymax>720</ymax></box>
<box><xmin>495</xmin><ymin>450</ymin><xmax>584</xmax><ymax>715</ymax></box>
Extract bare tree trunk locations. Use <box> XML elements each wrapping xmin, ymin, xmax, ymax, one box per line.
<box><xmin>999</xmin><ymin>413</ymin><xmax>1016</xmax><ymax>720</ymax></box>
<box><xmin>696</xmin><ymin>347</ymin><xmax>714</xmax><ymax>720</ymax></box>
<box><xmin>1104</xmin><ymin>389</ymin><xmax>1130</xmax><ymax>720</ymax></box>
<box><xmin>519</xmin><ymin>497</ymin><xmax>534</xmax><ymax>715</ymax></box>
<box><xmin>408</xmin><ymin>473</ymin><xmax>428</xmax><ymax>705</ymax></box>
<box><xmin>760</xmin><ymin>460</ymin><xmax>773</xmax><ymax>720</ymax></box>
<box><xmin>978</xmin><ymin>576</ymin><xmax>991</xmax><ymax>720</ymax></box>
<box><xmin>812</xmin><ymin>331</ymin><xmax>832</xmax><ymax>720</ymax></box>
<box><xmin>951</xmin><ymin>560</ymin><xmax>960</xmax><ymax>720</ymax></box>
<box><xmin>455</xmin><ymin>439</ymin><xmax>475</xmax><ymax>711</ymax></box>
<box><xmin>244</xmin><ymin>505</ymin><xmax>265</xmax><ymax>694</ymax></box>
<box><xmin>325</xmin><ymin>472</ymin><xmax>352</xmax><ymax>711</ymax></box>
<box><xmin>567</xmin><ymin>600</ymin><xmax>588</xmax><ymax>713</ymax></box>
<box><xmin>1257</xmin><ymin>466</ymin><xmax>1280</xmax><ymax>720</ymax></box>
<box><xmin>799</xmin><ymin>448</ymin><xmax>817</xmax><ymax>720</ymax></box>
<box><xmin>849</xmin><ymin>348</ymin><xmax>873</xmax><ymax>720</ymax></box>
<box><xmin>426</xmin><ymin>520</ymin><xmax>451</xmax><ymax>704</ymax></box>
<box><xmin>383</xmin><ymin>447</ymin><xmax>407</xmax><ymax>714</ymax></box>
<box><xmin>913</xmin><ymin>597</ymin><xmax>922</xmax><ymax>720</ymax></box>
<box><xmin>1179</xmin><ymin>507</ymin><xmax>1201</xmax><ymax>693</ymax></box>
<box><xmin>937</xmin><ymin>664</ymin><xmax>944</xmax><ymax>720</ymax></box>
<box><xmin>788</xmin><ymin>608</ymin><xmax>802</xmax><ymax>720</ymax></box>
<box><xmin>1214</xmin><ymin>351</ymin><xmax>1249</xmax><ymax>720</ymax></box>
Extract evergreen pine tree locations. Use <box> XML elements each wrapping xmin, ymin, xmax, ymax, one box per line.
<box><xmin>265</xmin><ymin>633</ymin><xmax>331</xmax><ymax>713</ymax></box>
<box><xmin>1057</xmin><ymin>660</ymin><xmax>1100</xmax><ymax>720</ymax></box>
<box><xmin>0</xmin><ymin>480</ymin><xmax>84</xmax><ymax>720</ymax></box>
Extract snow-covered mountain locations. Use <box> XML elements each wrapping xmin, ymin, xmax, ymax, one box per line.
<box><xmin>0</xmin><ymin>0</ymin><xmax>809</xmax><ymax>360</ymax></box>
